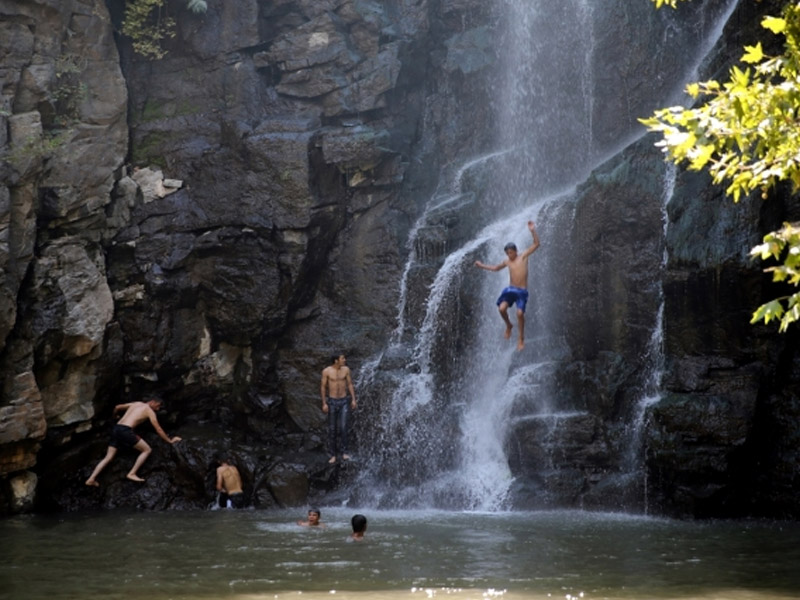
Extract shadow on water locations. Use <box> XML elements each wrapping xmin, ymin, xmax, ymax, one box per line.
<box><xmin>2</xmin><ymin>509</ymin><xmax>800</xmax><ymax>600</ymax></box>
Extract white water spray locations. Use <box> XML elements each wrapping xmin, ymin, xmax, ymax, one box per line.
<box><xmin>352</xmin><ymin>0</ymin><xmax>742</xmax><ymax>511</ymax></box>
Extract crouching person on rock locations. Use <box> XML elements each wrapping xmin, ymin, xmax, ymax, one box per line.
<box><xmin>216</xmin><ymin>456</ymin><xmax>245</xmax><ymax>509</ymax></box>
<box><xmin>85</xmin><ymin>397</ymin><xmax>182</xmax><ymax>486</ymax></box>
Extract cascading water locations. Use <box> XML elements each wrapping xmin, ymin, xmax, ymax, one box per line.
<box><xmin>351</xmin><ymin>0</ymin><xmax>740</xmax><ymax>511</ymax></box>
<box><xmin>619</xmin><ymin>0</ymin><xmax>739</xmax><ymax>510</ymax></box>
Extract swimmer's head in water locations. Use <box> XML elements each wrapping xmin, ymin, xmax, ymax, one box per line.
<box><xmin>351</xmin><ymin>514</ymin><xmax>367</xmax><ymax>533</ymax></box>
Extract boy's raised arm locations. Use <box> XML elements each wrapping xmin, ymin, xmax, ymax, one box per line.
<box><xmin>521</xmin><ymin>220</ymin><xmax>540</xmax><ymax>258</ymax></box>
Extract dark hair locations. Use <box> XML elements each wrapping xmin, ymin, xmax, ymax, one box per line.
<box><xmin>308</xmin><ymin>508</ymin><xmax>321</xmax><ymax>518</ymax></box>
<box><xmin>351</xmin><ymin>514</ymin><xmax>367</xmax><ymax>533</ymax></box>
<box><xmin>331</xmin><ymin>354</ymin><xmax>342</xmax><ymax>364</ymax></box>
<box><xmin>503</xmin><ymin>242</ymin><xmax>517</xmax><ymax>252</ymax></box>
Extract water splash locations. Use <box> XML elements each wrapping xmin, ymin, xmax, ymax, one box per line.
<box><xmin>392</xmin><ymin>149</ymin><xmax>515</xmax><ymax>344</ymax></box>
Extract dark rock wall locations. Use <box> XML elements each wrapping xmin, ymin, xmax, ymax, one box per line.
<box><xmin>502</xmin><ymin>0</ymin><xmax>800</xmax><ymax>518</ymax></box>
<box><xmin>1</xmin><ymin>0</ymin><xmax>128</xmax><ymax>513</ymax></box>
<box><xmin>645</xmin><ymin>0</ymin><xmax>800</xmax><ymax>519</ymax></box>
<box><xmin>0</xmin><ymin>0</ymin><xmax>798</xmax><ymax>517</ymax></box>
<box><xmin>1</xmin><ymin>0</ymin><xmax>500</xmax><ymax>512</ymax></box>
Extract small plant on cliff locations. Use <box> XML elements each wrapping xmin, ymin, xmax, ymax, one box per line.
<box><xmin>641</xmin><ymin>1</ymin><xmax>800</xmax><ymax>332</ymax></box>
<box><xmin>121</xmin><ymin>0</ymin><xmax>207</xmax><ymax>60</ymax></box>
<box><xmin>5</xmin><ymin>130</ymin><xmax>71</xmax><ymax>171</ymax></box>
<box><xmin>121</xmin><ymin>0</ymin><xmax>175</xmax><ymax>59</ymax></box>
<box><xmin>52</xmin><ymin>54</ymin><xmax>88</xmax><ymax>128</ymax></box>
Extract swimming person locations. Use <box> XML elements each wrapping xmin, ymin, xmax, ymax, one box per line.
<box><xmin>474</xmin><ymin>220</ymin><xmax>540</xmax><ymax>350</ymax></box>
<box><xmin>297</xmin><ymin>508</ymin><xmax>325</xmax><ymax>527</ymax></box>
<box><xmin>320</xmin><ymin>354</ymin><xmax>357</xmax><ymax>464</ymax></box>
<box><xmin>85</xmin><ymin>397</ymin><xmax>182</xmax><ymax>486</ymax></box>
<box><xmin>348</xmin><ymin>514</ymin><xmax>367</xmax><ymax>542</ymax></box>
<box><xmin>216</xmin><ymin>456</ymin><xmax>245</xmax><ymax>508</ymax></box>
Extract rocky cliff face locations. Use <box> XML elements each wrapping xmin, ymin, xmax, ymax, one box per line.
<box><xmin>1</xmin><ymin>0</ymin><xmax>498</xmax><ymax>512</ymax></box>
<box><xmin>1</xmin><ymin>0</ymin><xmax>798</xmax><ymax>517</ymax></box>
<box><xmin>1</xmin><ymin>0</ymin><xmax>128</xmax><ymax>512</ymax></box>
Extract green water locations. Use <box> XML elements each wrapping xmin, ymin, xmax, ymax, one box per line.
<box><xmin>1</xmin><ymin>509</ymin><xmax>799</xmax><ymax>600</ymax></box>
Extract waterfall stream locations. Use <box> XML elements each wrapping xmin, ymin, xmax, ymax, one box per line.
<box><xmin>351</xmin><ymin>0</ymin><xmax>739</xmax><ymax>511</ymax></box>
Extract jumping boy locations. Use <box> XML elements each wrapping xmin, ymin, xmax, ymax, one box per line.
<box><xmin>474</xmin><ymin>220</ymin><xmax>540</xmax><ymax>350</ymax></box>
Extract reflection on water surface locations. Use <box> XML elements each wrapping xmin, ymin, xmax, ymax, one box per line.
<box><xmin>1</xmin><ymin>509</ymin><xmax>799</xmax><ymax>600</ymax></box>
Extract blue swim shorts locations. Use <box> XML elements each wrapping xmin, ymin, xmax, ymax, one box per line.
<box><xmin>496</xmin><ymin>286</ymin><xmax>529</xmax><ymax>313</ymax></box>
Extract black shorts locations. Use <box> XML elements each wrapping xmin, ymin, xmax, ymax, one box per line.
<box><xmin>109</xmin><ymin>424</ymin><xmax>141</xmax><ymax>449</ymax></box>
<box><xmin>219</xmin><ymin>492</ymin><xmax>246</xmax><ymax>509</ymax></box>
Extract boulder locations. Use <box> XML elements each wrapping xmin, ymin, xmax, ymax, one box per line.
<box><xmin>9</xmin><ymin>471</ymin><xmax>37</xmax><ymax>512</ymax></box>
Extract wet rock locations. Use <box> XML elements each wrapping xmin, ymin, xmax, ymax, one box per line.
<box><xmin>6</xmin><ymin>111</ymin><xmax>44</xmax><ymax>180</ymax></box>
<box><xmin>0</xmin><ymin>372</ymin><xmax>46</xmax><ymax>476</ymax></box>
<box><xmin>9</xmin><ymin>471</ymin><xmax>37</xmax><ymax>512</ymax></box>
<box><xmin>268</xmin><ymin>13</ymin><xmax>355</xmax><ymax>73</ymax></box>
<box><xmin>321</xmin><ymin>126</ymin><xmax>391</xmax><ymax>170</ymax></box>
<box><xmin>443</xmin><ymin>26</ymin><xmax>494</xmax><ymax>74</ymax></box>
<box><xmin>509</xmin><ymin>413</ymin><xmax>609</xmax><ymax>469</ymax></box>
<box><xmin>645</xmin><ymin>390</ymin><xmax>758</xmax><ymax>517</ymax></box>
<box><xmin>30</xmin><ymin>239</ymin><xmax>114</xmax><ymax>359</ymax></box>
<box><xmin>131</xmin><ymin>167</ymin><xmax>182</xmax><ymax>203</ymax></box>
<box><xmin>263</xmin><ymin>462</ymin><xmax>310</xmax><ymax>507</ymax></box>
<box><xmin>0</xmin><ymin>183</ymin><xmax>37</xmax><ymax>350</ymax></box>
<box><xmin>320</xmin><ymin>42</ymin><xmax>401</xmax><ymax>116</ymax></box>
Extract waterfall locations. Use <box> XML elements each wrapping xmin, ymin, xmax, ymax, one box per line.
<box><xmin>619</xmin><ymin>0</ymin><xmax>738</xmax><ymax>507</ymax></box>
<box><xmin>494</xmin><ymin>0</ymin><xmax>597</xmax><ymax>200</ymax></box>
<box><xmin>350</xmin><ymin>0</ymin><xmax>740</xmax><ymax>511</ymax></box>
<box><xmin>392</xmin><ymin>149</ymin><xmax>515</xmax><ymax>345</ymax></box>
<box><xmin>625</xmin><ymin>162</ymin><xmax>675</xmax><ymax>468</ymax></box>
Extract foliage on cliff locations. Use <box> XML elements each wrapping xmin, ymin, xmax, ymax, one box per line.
<box><xmin>642</xmin><ymin>0</ymin><xmax>800</xmax><ymax>332</ymax></box>
<box><xmin>121</xmin><ymin>0</ymin><xmax>207</xmax><ymax>59</ymax></box>
<box><xmin>650</xmin><ymin>0</ymin><xmax>691</xmax><ymax>8</ymax></box>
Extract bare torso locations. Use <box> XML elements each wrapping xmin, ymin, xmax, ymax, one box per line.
<box><xmin>322</xmin><ymin>365</ymin><xmax>350</xmax><ymax>399</ymax></box>
<box><xmin>507</xmin><ymin>255</ymin><xmax>531</xmax><ymax>289</ymax></box>
<box><xmin>217</xmin><ymin>465</ymin><xmax>243</xmax><ymax>494</ymax></box>
<box><xmin>117</xmin><ymin>403</ymin><xmax>153</xmax><ymax>428</ymax></box>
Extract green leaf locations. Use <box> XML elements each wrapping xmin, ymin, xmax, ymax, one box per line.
<box><xmin>689</xmin><ymin>144</ymin><xmax>715</xmax><ymax>170</ymax></box>
<box><xmin>742</xmin><ymin>43</ymin><xmax>764</xmax><ymax>64</ymax></box>
<box><xmin>779</xmin><ymin>302</ymin><xmax>800</xmax><ymax>332</ymax></box>
<box><xmin>751</xmin><ymin>299</ymin><xmax>784</xmax><ymax>325</ymax></box>
<box><xmin>646</xmin><ymin>2</ymin><xmax>800</xmax><ymax>331</ymax></box>
<box><xmin>762</xmin><ymin>16</ymin><xmax>786</xmax><ymax>35</ymax></box>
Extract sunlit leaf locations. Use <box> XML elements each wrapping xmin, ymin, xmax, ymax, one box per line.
<box><xmin>762</xmin><ymin>16</ymin><xmax>787</xmax><ymax>35</ymax></box>
<box><xmin>751</xmin><ymin>299</ymin><xmax>784</xmax><ymax>324</ymax></box>
<box><xmin>742</xmin><ymin>43</ymin><xmax>764</xmax><ymax>64</ymax></box>
<box><xmin>689</xmin><ymin>144</ymin><xmax>715</xmax><ymax>170</ymax></box>
<box><xmin>645</xmin><ymin>2</ymin><xmax>800</xmax><ymax>331</ymax></box>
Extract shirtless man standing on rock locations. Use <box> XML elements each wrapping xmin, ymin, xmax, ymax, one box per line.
<box><xmin>85</xmin><ymin>397</ymin><xmax>181</xmax><ymax>486</ymax></box>
<box><xmin>321</xmin><ymin>354</ymin><xmax>357</xmax><ymax>464</ymax></box>
<box><xmin>474</xmin><ymin>220</ymin><xmax>541</xmax><ymax>351</ymax></box>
